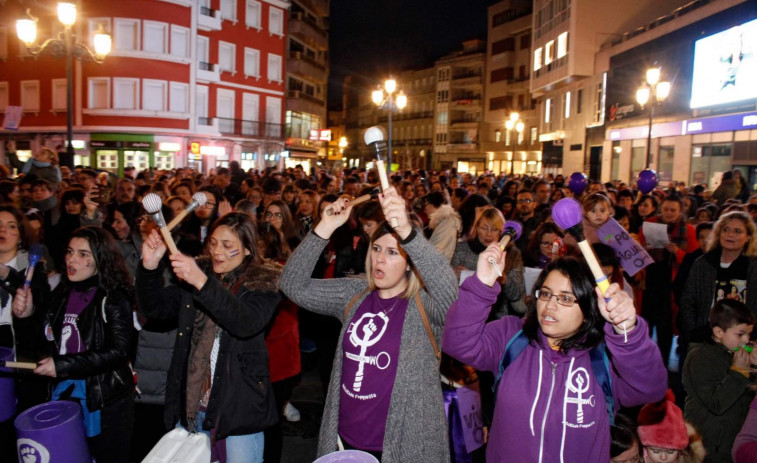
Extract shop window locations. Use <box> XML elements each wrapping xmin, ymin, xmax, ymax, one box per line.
<box><xmin>690</xmin><ymin>144</ymin><xmax>731</xmax><ymax>187</ymax></box>
<box><xmin>658</xmin><ymin>146</ymin><xmax>674</xmax><ymax>182</ymax></box>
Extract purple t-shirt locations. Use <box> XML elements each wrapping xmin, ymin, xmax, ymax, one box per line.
<box><xmin>339</xmin><ymin>291</ymin><xmax>408</xmax><ymax>451</ymax></box>
<box><xmin>59</xmin><ymin>287</ymin><xmax>97</xmax><ymax>355</ymax></box>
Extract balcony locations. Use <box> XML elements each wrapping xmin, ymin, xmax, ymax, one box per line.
<box><xmin>197</xmin><ymin>61</ymin><xmax>220</xmax><ymax>83</ymax></box>
<box><xmin>447</xmin><ymin>142</ymin><xmax>479</xmax><ymax>151</ymax></box>
<box><xmin>197</xmin><ymin>117</ymin><xmax>220</xmax><ymax>135</ymax></box>
<box><xmin>393</xmin><ymin>111</ymin><xmax>434</xmax><ymax>121</ymax></box>
<box><xmin>287</xmin><ymin>52</ymin><xmax>327</xmax><ymax>83</ymax></box>
<box><xmin>198</xmin><ymin>6</ymin><xmax>222</xmax><ymax>31</ymax></box>
<box><xmin>452</xmin><ymin>74</ymin><xmax>483</xmax><ymax>87</ymax></box>
<box><xmin>289</xmin><ymin>12</ymin><xmax>328</xmax><ymax>50</ymax></box>
<box><xmin>452</xmin><ymin>98</ymin><xmax>481</xmax><ymax>108</ymax></box>
<box><xmin>450</xmin><ymin>118</ymin><xmax>479</xmax><ymax>129</ymax></box>
<box><xmin>217</xmin><ymin>118</ymin><xmax>284</xmax><ymax>139</ymax></box>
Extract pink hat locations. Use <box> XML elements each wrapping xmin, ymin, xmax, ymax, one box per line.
<box><xmin>637</xmin><ymin>390</ymin><xmax>689</xmax><ymax>451</ymax></box>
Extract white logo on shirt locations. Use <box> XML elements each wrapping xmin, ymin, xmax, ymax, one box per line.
<box><xmin>345</xmin><ymin>312</ymin><xmax>391</xmax><ymax>392</ymax></box>
<box><xmin>564</xmin><ymin>367</ymin><xmax>596</xmax><ymax>428</ymax></box>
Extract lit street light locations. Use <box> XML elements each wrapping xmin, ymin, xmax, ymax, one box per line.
<box><xmin>338</xmin><ymin>136</ymin><xmax>348</xmax><ymax>166</ymax></box>
<box><xmin>505</xmin><ymin>112</ymin><xmax>524</xmax><ymax>175</ymax></box>
<box><xmin>636</xmin><ymin>67</ymin><xmax>671</xmax><ymax>169</ymax></box>
<box><xmin>372</xmin><ymin>78</ymin><xmax>407</xmax><ymax>173</ymax></box>
<box><xmin>17</xmin><ymin>2</ymin><xmax>111</xmax><ymax>168</ymax></box>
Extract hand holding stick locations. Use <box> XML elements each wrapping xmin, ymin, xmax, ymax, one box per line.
<box><xmin>0</xmin><ymin>360</ymin><xmax>37</xmax><ymax>370</ymax></box>
<box><xmin>364</xmin><ymin>126</ymin><xmax>398</xmax><ymax>228</ymax></box>
<box><xmin>487</xmin><ymin>221</ymin><xmax>522</xmax><ymax>277</ymax></box>
<box><xmin>324</xmin><ymin>189</ymin><xmax>379</xmax><ymax>216</ymax></box>
<box><xmin>166</xmin><ymin>192</ymin><xmax>207</xmax><ymax>231</ymax></box>
<box><xmin>142</xmin><ymin>193</ymin><xmax>179</xmax><ymax>255</ymax></box>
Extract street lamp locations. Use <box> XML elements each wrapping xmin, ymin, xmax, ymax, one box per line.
<box><xmin>372</xmin><ymin>78</ymin><xmax>407</xmax><ymax>173</ymax></box>
<box><xmin>16</xmin><ymin>3</ymin><xmax>111</xmax><ymax>168</ymax></box>
<box><xmin>635</xmin><ymin>67</ymin><xmax>671</xmax><ymax>169</ymax></box>
<box><xmin>338</xmin><ymin>136</ymin><xmax>348</xmax><ymax>166</ymax></box>
<box><xmin>505</xmin><ymin>112</ymin><xmax>525</xmax><ymax>175</ymax></box>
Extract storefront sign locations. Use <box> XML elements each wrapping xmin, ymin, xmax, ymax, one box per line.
<box><xmin>199</xmin><ymin>145</ymin><xmax>226</xmax><ymax>156</ymax></box>
<box><xmin>608</xmin><ymin>110</ymin><xmax>757</xmax><ymax>141</ymax></box>
<box><xmin>190</xmin><ymin>142</ymin><xmax>200</xmax><ymax>155</ymax></box>
<box><xmin>126</xmin><ymin>141</ymin><xmax>151</xmax><ymax>149</ymax></box>
<box><xmin>159</xmin><ymin>142</ymin><xmax>181</xmax><ymax>151</ymax></box>
<box><xmin>90</xmin><ymin>141</ymin><xmax>121</xmax><ymax>148</ymax></box>
<box><xmin>308</xmin><ymin>130</ymin><xmax>331</xmax><ymax>142</ymax></box>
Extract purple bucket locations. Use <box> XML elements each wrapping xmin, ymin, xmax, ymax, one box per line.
<box><xmin>313</xmin><ymin>450</ymin><xmax>380</xmax><ymax>463</ymax></box>
<box><xmin>15</xmin><ymin>401</ymin><xmax>91</xmax><ymax>463</ymax></box>
<box><xmin>0</xmin><ymin>347</ymin><xmax>15</xmax><ymax>422</ymax></box>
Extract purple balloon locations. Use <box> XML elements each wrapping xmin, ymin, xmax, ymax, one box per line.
<box><xmin>568</xmin><ymin>172</ymin><xmax>588</xmax><ymax>195</ymax></box>
<box><xmin>552</xmin><ymin>198</ymin><xmax>584</xmax><ymax>230</ymax></box>
<box><xmin>637</xmin><ymin>169</ymin><xmax>658</xmax><ymax>194</ymax></box>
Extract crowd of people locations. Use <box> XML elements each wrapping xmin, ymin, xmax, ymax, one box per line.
<box><xmin>1</xmin><ymin>144</ymin><xmax>757</xmax><ymax>463</ymax></box>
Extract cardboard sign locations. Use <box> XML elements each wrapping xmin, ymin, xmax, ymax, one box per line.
<box><xmin>596</xmin><ymin>218</ymin><xmax>653</xmax><ymax>276</ymax></box>
<box><xmin>3</xmin><ymin>106</ymin><xmax>23</xmax><ymax>130</ymax></box>
<box><xmin>457</xmin><ymin>383</ymin><xmax>485</xmax><ymax>453</ymax></box>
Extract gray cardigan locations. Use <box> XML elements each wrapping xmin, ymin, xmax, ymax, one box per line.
<box><xmin>281</xmin><ymin>230</ymin><xmax>457</xmax><ymax>462</ymax></box>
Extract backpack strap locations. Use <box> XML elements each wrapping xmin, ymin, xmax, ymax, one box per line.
<box><xmin>414</xmin><ymin>292</ymin><xmax>441</xmax><ymax>361</ymax></box>
<box><xmin>342</xmin><ymin>289</ymin><xmax>370</xmax><ymax>322</ymax></box>
<box><xmin>493</xmin><ymin>329</ymin><xmax>528</xmax><ymax>396</ymax></box>
<box><xmin>589</xmin><ymin>341</ymin><xmax>615</xmax><ymax>425</ymax></box>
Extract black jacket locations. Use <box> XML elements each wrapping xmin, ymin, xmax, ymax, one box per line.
<box><xmin>135</xmin><ymin>258</ymin><xmax>282</xmax><ymax>439</ymax></box>
<box><xmin>46</xmin><ymin>282</ymin><xmax>135</xmax><ymax>412</ymax></box>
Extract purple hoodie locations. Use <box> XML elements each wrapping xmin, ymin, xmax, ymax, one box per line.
<box><xmin>442</xmin><ymin>275</ymin><xmax>667</xmax><ymax>463</ymax></box>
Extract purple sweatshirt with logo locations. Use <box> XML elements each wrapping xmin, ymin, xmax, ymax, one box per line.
<box><xmin>442</xmin><ymin>275</ymin><xmax>667</xmax><ymax>463</ymax></box>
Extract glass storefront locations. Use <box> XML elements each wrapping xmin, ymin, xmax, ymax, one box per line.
<box><xmin>658</xmin><ymin>145</ymin><xmax>674</xmax><ymax>182</ymax></box>
<box><xmin>690</xmin><ymin>144</ymin><xmax>731</xmax><ymax>188</ymax></box>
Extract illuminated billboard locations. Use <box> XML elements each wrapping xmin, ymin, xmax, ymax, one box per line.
<box><xmin>690</xmin><ymin>17</ymin><xmax>757</xmax><ymax>109</ymax></box>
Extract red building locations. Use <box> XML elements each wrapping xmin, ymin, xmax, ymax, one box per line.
<box><xmin>0</xmin><ymin>0</ymin><xmax>289</xmax><ymax>175</ymax></box>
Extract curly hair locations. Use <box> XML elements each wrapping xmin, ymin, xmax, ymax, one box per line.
<box><xmin>707</xmin><ymin>211</ymin><xmax>757</xmax><ymax>257</ymax></box>
<box><xmin>69</xmin><ymin>226</ymin><xmax>133</xmax><ymax>297</ymax></box>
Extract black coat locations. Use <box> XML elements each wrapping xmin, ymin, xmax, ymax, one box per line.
<box><xmin>135</xmin><ymin>259</ymin><xmax>282</xmax><ymax>439</ymax></box>
<box><xmin>47</xmin><ymin>284</ymin><xmax>135</xmax><ymax>412</ymax></box>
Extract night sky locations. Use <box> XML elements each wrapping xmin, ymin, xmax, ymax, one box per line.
<box><xmin>327</xmin><ymin>0</ymin><xmax>497</xmax><ymax>109</ymax></box>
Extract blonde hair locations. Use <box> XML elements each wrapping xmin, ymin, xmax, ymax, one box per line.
<box><xmin>707</xmin><ymin>211</ymin><xmax>757</xmax><ymax>257</ymax></box>
<box><xmin>471</xmin><ymin>207</ymin><xmax>505</xmax><ymax>241</ymax></box>
<box><xmin>364</xmin><ymin>222</ymin><xmax>421</xmax><ymax>299</ymax></box>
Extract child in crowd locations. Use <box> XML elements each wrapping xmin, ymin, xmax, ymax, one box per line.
<box><xmin>683</xmin><ymin>299</ymin><xmax>756</xmax><ymax>462</ymax></box>
<box><xmin>638</xmin><ymin>390</ymin><xmax>705</xmax><ymax>462</ymax></box>
<box><xmin>582</xmin><ymin>192</ymin><xmax>614</xmax><ymax>244</ymax></box>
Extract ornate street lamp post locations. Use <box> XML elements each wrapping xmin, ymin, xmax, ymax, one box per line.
<box><xmin>17</xmin><ymin>3</ymin><xmax>111</xmax><ymax>167</ymax></box>
<box><xmin>372</xmin><ymin>78</ymin><xmax>407</xmax><ymax>173</ymax></box>
<box><xmin>635</xmin><ymin>67</ymin><xmax>671</xmax><ymax>169</ymax></box>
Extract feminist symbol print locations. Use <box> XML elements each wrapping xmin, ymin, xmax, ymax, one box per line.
<box><xmin>345</xmin><ymin>312</ymin><xmax>390</xmax><ymax>392</ymax></box>
<box><xmin>565</xmin><ymin>367</ymin><xmax>595</xmax><ymax>425</ymax></box>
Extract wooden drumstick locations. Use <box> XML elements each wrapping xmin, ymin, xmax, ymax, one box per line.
<box><xmin>324</xmin><ymin>190</ymin><xmax>380</xmax><ymax>216</ymax></box>
<box><xmin>0</xmin><ymin>360</ymin><xmax>37</xmax><ymax>370</ymax></box>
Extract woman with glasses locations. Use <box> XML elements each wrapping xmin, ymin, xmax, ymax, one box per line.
<box><xmin>524</xmin><ymin>222</ymin><xmax>565</xmax><ymax>269</ymax></box>
<box><xmin>443</xmin><ymin>249</ymin><xmax>667</xmax><ymax>462</ymax></box>
<box><xmin>679</xmin><ymin>211</ymin><xmax>757</xmax><ymax>345</ymax></box>
<box><xmin>280</xmin><ymin>187</ymin><xmax>457</xmax><ymax>462</ymax></box>
<box><xmin>452</xmin><ymin>207</ymin><xmax>527</xmax><ymax>318</ymax></box>
<box><xmin>263</xmin><ymin>200</ymin><xmax>300</xmax><ymax>253</ymax></box>
<box><xmin>136</xmin><ymin>212</ymin><xmax>281</xmax><ymax>463</ymax></box>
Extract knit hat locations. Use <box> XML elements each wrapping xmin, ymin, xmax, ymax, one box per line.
<box><xmin>637</xmin><ymin>390</ymin><xmax>689</xmax><ymax>451</ymax></box>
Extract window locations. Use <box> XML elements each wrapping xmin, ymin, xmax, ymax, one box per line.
<box><xmin>242</xmin><ymin>93</ymin><xmax>259</xmax><ymax>135</ymax></box>
<box><xmin>534</xmin><ymin>48</ymin><xmax>542</xmax><ymax>71</ymax></box>
<box><xmin>491</xmin><ymin>38</ymin><xmax>515</xmax><ymax>54</ymax></box>
<box><xmin>557</xmin><ymin>32</ymin><xmax>568</xmax><ymax>58</ymax></box>
<box><xmin>170</xmin><ymin>25</ymin><xmax>190</xmax><ymax>58</ymax></box>
<box><xmin>594</xmin><ymin>76</ymin><xmax>605</xmax><ymax>123</ymax></box>
<box><xmin>577</xmin><ymin>88</ymin><xmax>583</xmax><ymax>114</ymax></box>
<box><xmin>143</xmin><ymin>79</ymin><xmax>167</xmax><ymax>111</ymax></box>
<box><xmin>265</xmin><ymin>96</ymin><xmax>281</xmax><ymax>136</ymax></box>
<box><xmin>564</xmin><ymin>91</ymin><xmax>571</xmax><ymax>119</ymax></box>
<box><xmin>267</xmin><ymin>53</ymin><xmax>282</xmax><ymax>82</ymax></box>
<box><xmin>220</xmin><ymin>0</ymin><xmax>237</xmax><ymax>22</ymax></box>
<box><xmin>219</xmin><ymin>41</ymin><xmax>236</xmax><ymax>74</ymax></box>
<box><xmin>0</xmin><ymin>27</ymin><xmax>8</xmax><ymax>60</ymax></box>
<box><xmin>20</xmin><ymin>81</ymin><xmax>39</xmax><ymax>112</ymax></box>
<box><xmin>530</xmin><ymin>127</ymin><xmax>538</xmax><ymax>144</ymax></box>
<box><xmin>438</xmin><ymin>68</ymin><xmax>450</xmax><ymax>81</ymax></box>
<box><xmin>169</xmin><ymin>82</ymin><xmax>188</xmax><ymax>113</ymax></box>
<box><xmin>52</xmin><ymin>79</ymin><xmax>67</xmax><ymax>111</ymax></box>
<box><xmin>244</xmin><ymin>48</ymin><xmax>260</xmax><ymax>78</ymax></box>
<box><xmin>217</xmin><ymin>88</ymin><xmax>235</xmax><ymax>132</ymax></box>
<box><xmin>246</xmin><ymin>0</ymin><xmax>261</xmax><ymax>29</ymax></box>
<box><xmin>114</xmin><ymin>18</ymin><xmax>139</xmax><ymax>51</ymax></box>
<box><xmin>143</xmin><ymin>21</ymin><xmax>168</xmax><ymax>54</ymax></box>
<box><xmin>491</xmin><ymin>67</ymin><xmax>514</xmax><ymax>83</ymax></box>
<box><xmin>437</xmin><ymin>111</ymin><xmax>448</xmax><ymax>125</ymax></box>
<box><xmin>269</xmin><ymin>7</ymin><xmax>284</xmax><ymax>36</ymax></box>
<box><xmin>520</xmin><ymin>34</ymin><xmax>531</xmax><ymax>50</ymax></box>
<box><xmin>437</xmin><ymin>90</ymin><xmax>449</xmax><ymax>103</ymax></box>
<box><xmin>197</xmin><ymin>36</ymin><xmax>209</xmax><ymax>64</ymax></box>
<box><xmin>113</xmin><ymin>78</ymin><xmax>139</xmax><ymax>109</ymax></box>
<box><xmin>544</xmin><ymin>41</ymin><xmax>554</xmax><ymax>65</ymax></box>
<box><xmin>0</xmin><ymin>82</ymin><xmax>9</xmax><ymax>109</ymax></box>
<box><xmin>494</xmin><ymin>129</ymin><xmax>502</xmax><ymax>142</ymax></box>
<box><xmin>545</xmin><ymin>97</ymin><xmax>551</xmax><ymax>123</ymax></box>
<box><xmin>88</xmin><ymin>78</ymin><xmax>110</xmax><ymax>109</ymax></box>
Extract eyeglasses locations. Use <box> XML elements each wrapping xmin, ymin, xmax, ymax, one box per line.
<box><xmin>478</xmin><ymin>226</ymin><xmax>500</xmax><ymax>234</ymax></box>
<box><xmin>517</xmin><ymin>198</ymin><xmax>534</xmax><ymax>204</ymax></box>
<box><xmin>265</xmin><ymin>211</ymin><xmax>283</xmax><ymax>219</ymax></box>
<box><xmin>535</xmin><ymin>289</ymin><xmax>577</xmax><ymax>307</ymax></box>
<box><xmin>539</xmin><ymin>241</ymin><xmax>554</xmax><ymax>248</ymax></box>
